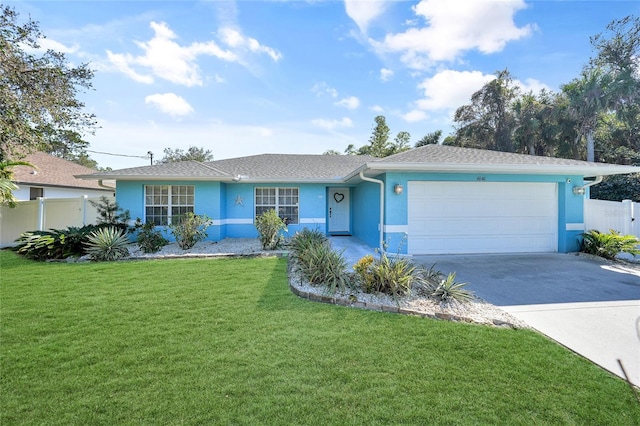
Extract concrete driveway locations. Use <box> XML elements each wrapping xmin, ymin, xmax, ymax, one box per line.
<box><xmin>414</xmin><ymin>253</ymin><xmax>640</xmax><ymax>387</ymax></box>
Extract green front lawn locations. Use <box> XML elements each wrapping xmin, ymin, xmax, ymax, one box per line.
<box><xmin>1</xmin><ymin>251</ymin><xmax>638</xmax><ymax>425</ymax></box>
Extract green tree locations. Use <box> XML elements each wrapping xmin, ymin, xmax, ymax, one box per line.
<box><xmin>0</xmin><ymin>6</ymin><xmax>96</xmax><ymax>162</ymax></box>
<box><xmin>562</xmin><ymin>68</ymin><xmax>615</xmax><ymax>162</ymax></box>
<box><xmin>346</xmin><ymin>116</ymin><xmax>411</xmax><ymax>157</ymax></box>
<box><xmin>415</xmin><ymin>130</ymin><xmax>442</xmax><ymax>147</ymax></box>
<box><xmin>157</xmin><ymin>146</ymin><xmax>214</xmax><ymax>164</ymax></box>
<box><xmin>453</xmin><ymin>69</ymin><xmax>519</xmax><ymax>152</ymax></box>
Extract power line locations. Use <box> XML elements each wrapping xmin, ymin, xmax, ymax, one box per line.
<box><xmin>86</xmin><ymin>149</ymin><xmax>150</xmax><ymax>159</ymax></box>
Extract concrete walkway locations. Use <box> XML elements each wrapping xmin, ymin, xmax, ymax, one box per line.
<box><xmin>414</xmin><ymin>253</ymin><xmax>640</xmax><ymax>387</ymax></box>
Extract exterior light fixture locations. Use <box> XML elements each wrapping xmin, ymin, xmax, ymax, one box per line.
<box><xmin>394</xmin><ymin>184</ymin><xmax>403</xmax><ymax>195</ymax></box>
<box><xmin>572</xmin><ymin>186</ymin><xmax>586</xmax><ymax>196</ymax></box>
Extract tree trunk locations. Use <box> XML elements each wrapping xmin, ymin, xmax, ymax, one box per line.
<box><xmin>586</xmin><ymin>131</ymin><xmax>595</xmax><ymax>162</ymax></box>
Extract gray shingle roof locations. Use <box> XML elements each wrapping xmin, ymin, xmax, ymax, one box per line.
<box><xmin>78</xmin><ymin>160</ymin><xmax>231</xmax><ymax>180</ymax></box>
<box><xmin>206</xmin><ymin>154</ymin><xmax>376</xmax><ymax>181</ymax></box>
<box><xmin>77</xmin><ymin>145</ymin><xmax>640</xmax><ymax>182</ymax></box>
<box><xmin>356</xmin><ymin>145</ymin><xmax>640</xmax><ymax>178</ymax></box>
<box><xmin>379</xmin><ymin>144</ymin><xmax>603</xmax><ymax>166</ymax></box>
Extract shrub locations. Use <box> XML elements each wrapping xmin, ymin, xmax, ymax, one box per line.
<box><xmin>255</xmin><ymin>209</ymin><xmax>287</xmax><ymax>250</ymax></box>
<box><xmin>353</xmin><ymin>254</ymin><xmax>375</xmax><ymax>293</ymax></box>
<box><xmin>169</xmin><ymin>212</ymin><xmax>212</xmax><ymax>250</ymax></box>
<box><xmin>135</xmin><ymin>221</ymin><xmax>168</xmax><ymax>253</ymax></box>
<box><xmin>14</xmin><ymin>225</ymin><xmax>109</xmax><ymax>261</ymax></box>
<box><xmin>84</xmin><ymin>227</ymin><xmax>130</xmax><ymax>261</ymax></box>
<box><xmin>89</xmin><ymin>196</ymin><xmax>131</xmax><ymax>229</ymax></box>
<box><xmin>296</xmin><ymin>242</ymin><xmax>352</xmax><ymax>294</ymax></box>
<box><xmin>367</xmin><ymin>253</ymin><xmax>417</xmax><ymax>298</ymax></box>
<box><xmin>428</xmin><ymin>273</ymin><xmax>474</xmax><ymax>304</ymax></box>
<box><xmin>289</xmin><ymin>228</ymin><xmax>327</xmax><ymax>261</ymax></box>
<box><xmin>581</xmin><ymin>229</ymin><xmax>640</xmax><ymax>260</ymax></box>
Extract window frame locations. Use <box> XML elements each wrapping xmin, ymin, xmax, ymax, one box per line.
<box><xmin>255</xmin><ymin>187</ymin><xmax>299</xmax><ymax>225</ymax></box>
<box><xmin>144</xmin><ymin>184</ymin><xmax>195</xmax><ymax>226</ymax></box>
<box><xmin>29</xmin><ymin>187</ymin><xmax>44</xmax><ymax>200</ymax></box>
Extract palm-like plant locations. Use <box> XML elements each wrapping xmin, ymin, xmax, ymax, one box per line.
<box><xmin>562</xmin><ymin>68</ymin><xmax>615</xmax><ymax>162</ymax></box>
<box><xmin>0</xmin><ymin>160</ymin><xmax>36</xmax><ymax>207</ymax></box>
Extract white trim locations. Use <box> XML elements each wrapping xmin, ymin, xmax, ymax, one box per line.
<box><xmin>566</xmin><ymin>223</ymin><xmax>585</xmax><ymax>231</ymax></box>
<box><xmin>212</xmin><ymin>218</ymin><xmax>253</xmax><ymax>226</ymax></box>
<box><xmin>300</xmin><ymin>218</ymin><xmax>326</xmax><ymax>224</ymax></box>
<box><xmin>384</xmin><ymin>225</ymin><xmax>408</xmax><ymax>233</ymax></box>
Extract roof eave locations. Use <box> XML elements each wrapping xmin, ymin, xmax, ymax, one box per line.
<box><xmin>362</xmin><ymin>163</ymin><xmax>640</xmax><ymax>178</ymax></box>
<box><xmin>75</xmin><ymin>174</ymin><xmax>235</xmax><ymax>181</ymax></box>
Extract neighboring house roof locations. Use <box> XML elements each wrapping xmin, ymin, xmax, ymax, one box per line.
<box><xmin>77</xmin><ymin>145</ymin><xmax>640</xmax><ymax>183</ymax></box>
<box><xmin>81</xmin><ymin>160</ymin><xmax>231</xmax><ymax>181</ymax></box>
<box><xmin>12</xmin><ymin>152</ymin><xmax>114</xmax><ymax>191</ymax></box>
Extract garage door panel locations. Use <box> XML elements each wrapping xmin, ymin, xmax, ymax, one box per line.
<box><xmin>407</xmin><ymin>182</ymin><xmax>558</xmax><ymax>254</ymax></box>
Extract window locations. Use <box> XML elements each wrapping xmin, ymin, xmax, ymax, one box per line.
<box><xmin>255</xmin><ymin>187</ymin><xmax>299</xmax><ymax>224</ymax></box>
<box><xmin>145</xmin><ymin>185</ymin><xmax>194</xmax><ymax>225</ymax></box>
<box><xmin>29</xmin><ymin>187</ymin><xmax>44</xmax><ymax>200</ymax></box>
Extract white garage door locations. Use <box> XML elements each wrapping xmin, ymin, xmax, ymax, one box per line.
<box><xmin>407</xmin><ymin>182</ymin><xmax>558</xmax><ymax>254</ymax></box>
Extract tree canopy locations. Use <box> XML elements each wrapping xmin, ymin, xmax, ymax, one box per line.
<box><xmin>0</xmin><ymin>6</ymin><xmax>96</xmax><ymax>163</ymax></box>
<box><xmin>344</xmin><ymin>116</ymin><xmax>412</xmax><ymax>158</ymax></box>
<box><xmin>157</xmin><ymin>146</ymin><xmax>214</xmax><ymax>164</ymax></box>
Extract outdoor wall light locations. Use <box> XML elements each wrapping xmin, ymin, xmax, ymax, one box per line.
<box><xmin>572</xmin><ymin>186</ymin><xmax>586</xmax><ymax>196</ymax></box>
<box><xmin>394</xmin><ymin>184</ymin><xmax>403</xmax><ymax>195</ymax></box>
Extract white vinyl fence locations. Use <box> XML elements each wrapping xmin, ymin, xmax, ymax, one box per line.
<box><xmin>0</xmin><ymin>196</ymin><xmax>111</xmax><ymax>248</ymax></box>
<box><xmin>584</xmin><ymin>199</ymin><xmax>639</xmax><ymax>239</ymax></box>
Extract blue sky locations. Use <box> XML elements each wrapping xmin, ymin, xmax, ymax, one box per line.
<box><xmin>10</xmin><ymin>0</ymin><xmax>640</xmax><ymax>169</ymax></box>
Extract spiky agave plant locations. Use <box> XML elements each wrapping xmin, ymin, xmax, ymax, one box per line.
<box><xmin>431</xmin><ymin>273</ymin><xmax>474</xmax><ymax>304</ymax></box>
<box><xmin>85</xmin><ymin>227</ymin><xmax>130</xmax><ymax>261</ymax></box>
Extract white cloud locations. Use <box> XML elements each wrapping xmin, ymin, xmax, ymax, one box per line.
<box><xmin>415</xmin><ymin>69</ymin><xmax>495</xmax><ymax>111</ymax></box>
<box><xmin>145</xmin><ymin>93</ymin><xmax>194</xmax><ymax>116</ymax></box>
<box><xmin>108</xmin><ymin>21</ymin><xmax>280</xmax><ymax>86</ymax></box>
<box><xmin>370</xmin><ymin>105</ymin><xmax>384</xmax><ymax>113</ymax></box>
<box><xmin>370</xmin><ymin>0</ymin><xmax>534</xmax><ymax>69</ymax></box>
<box><xmin>344</xmin><ymin>0</ymin><xmax>389</xmax><ymax>33</ymax></box>
<box><xmin>380</xmin><ymin>68</ymin><xmax>394</xmax><ymax>82</ymax></box>
<box><xmin>311</xmin><ymin>82</ymin><xmax>339</xmax><ymax>98</ymax></box>
<box><xmin>218</xmin><ymin>27</ymin><xmax>282</xmax><ymax>62</ymax></box>
<box><xmin>311</xmin><ymin>117</ymin><xmax>353</xmax><ymax>130</ymax></box>
<box><xmin>401</xmin><ymin>109</ymin><xmax>429</xmax><ymax>123</ymax></box>
<box><xmin>516</xmin><ymin>78</ymin><xmax>551</xmax><ymax>94</ymax></box>
<box><xmin>106</xmin><ymin>51</ymin><xmax>154</xmax><ymax>84</ymax></box>
<box><xmin>36</xmin><ymin>38</ymin><xmax>80</xmax><ymax>54</ymax></box>
<box><xmin>335</xmin><ymin>96</ymin><xmax>360</xmax><ymax>110</ymax></box>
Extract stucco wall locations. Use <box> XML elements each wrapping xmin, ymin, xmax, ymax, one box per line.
<box><xmin>351</xmin><ymin>180</ymin><xmax>380</xmax><ymax>249</ymax></box>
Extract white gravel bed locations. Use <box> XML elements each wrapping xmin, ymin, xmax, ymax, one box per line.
<box><xmin>129</xmin><ymin>238</ymin><xmax>529</xmax><ymax>328</ymax></box>
<box><xmin>128</xmin><ymin>238</ymin><xmax>265</xmax><ymax>258</ymax></box>
<box><xmin>288</xmin><ymin>267</ymin><xmax>530</xmax><ymax>329</ymax></box>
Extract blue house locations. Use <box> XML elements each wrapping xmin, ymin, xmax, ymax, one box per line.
<box><xmin>80</xmin><ymin>145</ymin><xmax>640</xmax><ymax>255</ymax></box>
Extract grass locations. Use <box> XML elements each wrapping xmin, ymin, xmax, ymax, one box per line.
<box><xmin>1</xmin><ymin>250</ymin><xmax>639</xmax><ymax>425</ymax></box>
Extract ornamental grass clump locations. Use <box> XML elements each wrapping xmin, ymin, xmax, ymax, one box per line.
<box><xmin>289</xmin><ymin>228</ymin><xmax>352</xmax><ymax>294</ymax></box>
<box><xmin>288</xmin><ymin>228</ymin><xmax>327</xmax><ymax>262</ymax></box>
<box><xmin>84</xmin><ymin>227</ymin><xmax>130</xmax><ymax>261</ymax></box>
<box><xmin>367</xmin><ymin>253</ymin><xmax>417</xmax><ymax>298</ymax></box>
<box><xmin>581</xmin><ymin>229</ymin><xmax>640</xmax><ymax>260</ymax></box>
